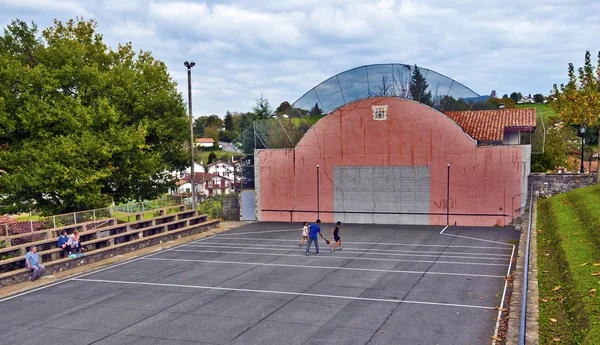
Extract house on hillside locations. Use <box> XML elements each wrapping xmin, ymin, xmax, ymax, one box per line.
<box><xmin>173</xmin><ymin>172</ymin><xmax>239</xmax><ymax>199</ymax></box>
<box><xmin>207</xmin><ymin>160</ymin><xmax>239</xmax><ymax>182</ymax></box>
<box><xmin>195</xmin><ymin>138</ymin><xmax>215</xmax><ymax>148</ymax></box>
<box><xmin>168</xmin><ymin>162</ymin><xmax>206</xmax><ymax>181</ymax></box>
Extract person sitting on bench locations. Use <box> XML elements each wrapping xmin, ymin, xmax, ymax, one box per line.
<box><xmin>25</xmin><ymin>246</ymin><xmax>45</xmax><ymax>281</ymax></box>
<box><xmin>57</xmin><ymin>230</ymin><xmax>70</xmax><ymax>257</ymax></box>
<box><xmin>67</xmin><ymin>230</ymin><xmax>82</xmax><ymax>254</ymax></box>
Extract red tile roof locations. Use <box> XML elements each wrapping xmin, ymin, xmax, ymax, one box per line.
<box><xmin>178</xmin><ymin>172</ymin><xmax>217</xmax><ymax>184</ymax></box>
<box><xmin>195</xmin><ymin>138</ymin><xmax>215</xmax><ymax>143</ymax></box>
<box><xmin>444</xmin><ymin>108</ymin><xmax>536</xmax><ymax>143</ymax></box>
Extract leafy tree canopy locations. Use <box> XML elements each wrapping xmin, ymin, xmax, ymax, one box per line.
<box><xmin>551</xmin><ymin>51</ymin><xmax>600</xmax><ymax>127</ymax></box>
<box><xmin>0</xmin><ymin>19</ymin><xmax>189</xmax><ymax>215</ymax></box>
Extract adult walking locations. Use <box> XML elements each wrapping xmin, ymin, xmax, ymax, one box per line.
<box><xmin>25</xmin><ymin>246</ymin><xmax>45</xmax><ymax>281</ymax></box>
<box><xmin>306</xmin><ymin>219</ymin><xmax>327</xmax><ymax>256</ymax></box>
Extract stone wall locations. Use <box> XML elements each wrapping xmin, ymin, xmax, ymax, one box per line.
<box><xmin>529</xmin><ymin>173</ymin><xmax>597</xmax><ymax>198</ymax></box>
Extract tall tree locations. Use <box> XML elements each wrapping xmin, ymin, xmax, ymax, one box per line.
<box><xmin>509</xmin><ymin>92</ymin><xmax>519</xmax><ymax>103</ymax></box>
<box><xmin>533</xmin><ymin>94</ymin><xmax>545</xmax><ymax>103</ymax></box>
<box><xmin>0</xmin><ymin>19</ymin><xmax>189</xmax><ymax>214</ymax></box>
<box><xmin>224</xmin><ymin>111</ymin><xmax>234</xmax><ymax>131</ymax></box>
<box><xmin>409</xmin><ymin>65</ymin><xmax>433</xmax><ymax>106</ymax></box>
<box><xmin>193</xmin><ymin>117</ymin><xmax>206</xmax><ymax>137</ymax></box>
<box><xmin>253</xmin><ymin>94</ymin><xmax>272</xmax><ymax>120</ymax></box>
<box><xmin>309</xmin><ymin>103</ymin><xmax>323</xmax><ymax>116</ymax></box>
<box><xmin>551</xmin><ymin>51</ymin><xmax>600</xmax><ymax>127</ymax></box>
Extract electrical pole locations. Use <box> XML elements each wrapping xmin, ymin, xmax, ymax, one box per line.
<box><xmin>184</xmin><ymin>61</ymin><xmax>196</xmax><ymax>210</ymax></box>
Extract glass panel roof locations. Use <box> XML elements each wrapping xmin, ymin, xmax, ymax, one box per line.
<box><xmin>292</xmin><ymin>63</ymin><xmax>480</xmax><ymax>114</ymax></box>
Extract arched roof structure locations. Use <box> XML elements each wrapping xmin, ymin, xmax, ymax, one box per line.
<box><xmin>292</xmin><ymin>63</ymin><xmax>480</xmax><ymax>114</ymax></box>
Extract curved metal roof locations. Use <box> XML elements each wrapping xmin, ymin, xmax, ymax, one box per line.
<box><xmin>292</xmin><ymin>63</ymin><xmax>480</xmax><ymax>114</ymax></box>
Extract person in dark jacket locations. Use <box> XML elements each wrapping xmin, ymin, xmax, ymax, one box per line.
<box><xmin>57</xmin><ymin>230</ymin><xmax>70</xmax><ymax>258</ymax></box>
<box><xmin>331</xmin><ymin>221</ymin><xmax>343</xmax><ymax>251</ymax></box>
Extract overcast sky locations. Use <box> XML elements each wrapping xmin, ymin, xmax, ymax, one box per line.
<box><xmin>1</xmin><ymin>0</ymin><xmax>599</xmax><ymax>117</ymax></box>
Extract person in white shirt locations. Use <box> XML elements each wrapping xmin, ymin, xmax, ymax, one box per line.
<box><xmin>298</xmin><ymin>221</ymin><xmax>309</xmax><ymax>246</ymax></box>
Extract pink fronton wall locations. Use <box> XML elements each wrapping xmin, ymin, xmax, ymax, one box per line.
<box><xmin>257</xmin><ymin>97</ymin><xmax>527</xmax><ymax>226</ymax></box>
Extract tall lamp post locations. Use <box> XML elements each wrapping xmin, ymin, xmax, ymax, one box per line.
<box><xmin>316</xmin><ymin>165</ymin><xmax>320</xmax><ymax>219</ymax></box>
<box><xmin>580</xmin><ymin>126</ymin><xmax>586</xmax><ymax>174</ymax></box>
<box><xmin>447</xmin><ymin>164</ymin><xmax>450</xmax><ymax>225</ymax></box>
<box><xmin>184</xmin><ymin>61</ymin><xmax>196</xmax><ymax>210</ymax></box>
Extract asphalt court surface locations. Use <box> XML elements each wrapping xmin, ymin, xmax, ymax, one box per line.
<box><xmin>0</xmin><ymin>222</ymin><xmax>518</xmax><ymax>345</ymax></box>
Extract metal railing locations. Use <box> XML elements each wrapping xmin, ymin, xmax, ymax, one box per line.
<box><xmin>1</xmin><ymin>195</ymin><xmax>187</xmax><ymax>239</ymax></box>
<box><xmin>519</xmin><ymin>182</ymin><xmax>535</xmax><ymax>344</ymax></box>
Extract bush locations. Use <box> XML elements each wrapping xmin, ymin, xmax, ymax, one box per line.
<box><xmin>197</xmin><ymin>197</ymin><xmax>223</xmax><ymax>219</ymax></box>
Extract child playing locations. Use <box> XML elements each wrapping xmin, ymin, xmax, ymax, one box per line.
<box><xmin>299</xmin><ymin>221</ymin><xmax>309</xmax><ymax>246</ymax></box>
<box><xmin>331</xmin><ymin>221</ymin><xmax>343</xmax><ymax>251</ymax></box>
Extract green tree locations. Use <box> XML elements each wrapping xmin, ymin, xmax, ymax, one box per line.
<box><xmin>551</xmin><ymin>51</ymin><xmax>600</xmax><ymax>127</ymax></box>
<box><xmin>309</xmin><ymin>103</ymin><xmax>323</xmax><ymax>116</ymax></box>
<box><xmin>533</xmin><ymin>93</ymin><xmax>545</xmax><ymax>103</ymax></box>
<box><xmin>224</xmin><ymin>111</ymin><xmax>234</xmax><ymax>131</ymax></box>
<box><xmin>193</xmin><ymin>117</ymin><xmax>206</xmax><ymax>137</ymax></box>
<box><xmin>207</xmin><ymin>152</ymin><xmax>218</xmax><ymax>164</ymax></box>
<box><xmin>409</xmin><ymin>65</ymin><xmax>433</xmax><ymax>106</ymax></box>
<box><xmin>509</xmin><ymin>92</ymin><xmax>519</xmax><ymax>103</ymax></box>
<box><xmin>0</xmin><ymin>19</ymin><xmax>189</xmax><ymax>215</ymax></box>
<box><xmin>253</xmin><ymin>94</ymin><xmax>272</xmax><ymax>120</ymax></box>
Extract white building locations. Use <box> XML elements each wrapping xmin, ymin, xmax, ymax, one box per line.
<box><xmin>174</xmin><ymin>172</ymin><xmax>238</xmax><ymax>198</ymax></box>
<box><xmin>207</xmin><ymin>160</ymin><xmax>239</xmax><ymax>182</ymax></box>
<box><xmin>169</xmin><ymin>162</ymin><xmax>205</xmax><ymax>180</ymax></box>
<box><xmin>195</xmin><ymin>138</ymin><xmax>215</xmax><ymax>148</ymax></box>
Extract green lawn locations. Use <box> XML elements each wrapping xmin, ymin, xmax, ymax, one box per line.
<box><xmin>517</xmin><ymin>103</ymin><xmax>557</xmax><ymax>118</ymax></box>
<box><xmin>537</xmin><ymin>185</ymin><xmax>600</xmax><ymax>344</ymax></box>
<box><xmin>14</xmin><ymin>215</ymin><xmax>42</xmax><ymax>222</ymax></box>
<box><xmin>291</xmin><ymin>115</ymin><xmax>325</xmax><ymax>127</ymax></box>
<box><xmin>195</xmin><ymin>150</ymin><xmax>239</xmax><ymax>164</ymax></box>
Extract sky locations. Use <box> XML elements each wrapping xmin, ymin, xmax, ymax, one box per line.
<box><xmin>1</xmin><ymin>0</ymin><xmax>599</xmax><ymax>117</ymax></box>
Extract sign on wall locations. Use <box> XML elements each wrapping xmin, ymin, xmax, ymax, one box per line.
<box><xmin>372</xmin><ymin>105</ymin><xmax>388</xmax><ymax>121</ymax></box>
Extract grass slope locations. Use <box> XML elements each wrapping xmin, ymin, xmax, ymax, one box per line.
<box><xmin>537</xmin><ymin>185</ymin><xmax>600</xmax><ymax>344</ymax></box>
<box><xmin>517</xmin><ymin>103</ymin><xmax>557</xmax><ymax>118</ymax></box>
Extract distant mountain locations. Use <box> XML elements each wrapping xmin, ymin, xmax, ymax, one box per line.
<box><xmin>462</xmin><ymin>95</ymin><xmax>490</xmax><ymax>103</ymax></box>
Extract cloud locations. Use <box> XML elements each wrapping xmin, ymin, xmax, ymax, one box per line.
<box><xmin>1</xmin><ymin>0</ymin><xmax>599</xmax><ymax>116</ymax></box>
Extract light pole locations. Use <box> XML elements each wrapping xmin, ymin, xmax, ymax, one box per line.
<box><xmin>184</xmin><ymin>61</ymin><xmax>196</xmax><ymax>210</ymax></box>
<box><xmin>580</xmin><ymin>126</ymin><xmax>586</xmax><ymax>174</ymax></box>
<box><xmin>316</xmin><ymin>165</ymin><xmax>320</xmax><ymax>219</ymax></box>
<box><xmin>447</xmin><ymin>164</ymin><xmax>450</xmax><ymax>225</ymax></box>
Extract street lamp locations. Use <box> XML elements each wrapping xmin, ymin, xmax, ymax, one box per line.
<box><xmin>447</xmin><ymin>164</ymin><xmax>450</xmax><ymax>225</ymax></box>
<box><xmin>580</xmin><ymin>126</ymin><xmax>586</xmax><ymax>174</ymax></box>
<box><xmin>184</xmin><ymin>61</ymin><xmax>196</xmax><ymax>209</ymax></box>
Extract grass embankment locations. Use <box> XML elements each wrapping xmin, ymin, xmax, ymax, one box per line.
<box><xmin>291</xmin><ymin>115</ymin><xmax>325</xmax><ymax>127</ymax></box>
<box><xmin>537</xmin><ymin>185</ymin><xmax>600</xmax><ymax>344</ymax></box>
<box><xmin>517</xmin><ymin>103</ymin><xmax>557</xmax><ymax>118</ymax></box>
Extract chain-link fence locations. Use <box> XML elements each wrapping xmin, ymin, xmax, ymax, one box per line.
<box><xmin>1</xmin><ymin>195</ymin><xmax>187</xmax><ymax>243</ymax></box>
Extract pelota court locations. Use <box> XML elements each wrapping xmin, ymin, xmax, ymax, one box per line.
<box><xmin>0</xmin><ymin>222</ymin><xmax>518</xmax><ymax>345</ymax></box>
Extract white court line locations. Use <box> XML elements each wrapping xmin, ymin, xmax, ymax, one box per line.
<box><xmin>493</xmin><ymin>244</ymin><xmax>516</xmax><ymax>343</ymax></box>
<box><xmin>185</xmin><ymin>243</ymin><xmax>509</xmax><ymax>261</ymax></box>
<box><xmin>0</xmin><ymin>236</ymin><xmax>215</xmax><ymax>304</ymax></box>
<box><xmin>169</xmin><ymin>249</ymin><xmax>508</xmax><ymax>267</ymax></box>
<box><xmin>186</xmin><ymin>242</ymin><xmax>511</xmax><ymax>257</ymax></box>
<box><xmin>440</xmin><ymin>225</ymin><xmax>448</xmax><ymax>234</ymax></box>
<box><xmin>72</xmin><ymin>277</ymin><xmax>495</xmax><ymax>310</ymax></box>
<box><xmin>210</xmin><ymin>237</ymin><xmax>511</xmax><ymax>250</ymax></box>
<box><xmin>215</xmin><ymin>228</ymin><xmax>300</xmax><ymax>236</ymax></box>
<box><xmin>143</xmin><ymin>257</ymin><xmax>506</xmax><ymax>278</ymax></box>
<box><xmin>440</xmin><ymin>231</ymin><xmax>513</xmax><ymax>247</ymax></box>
